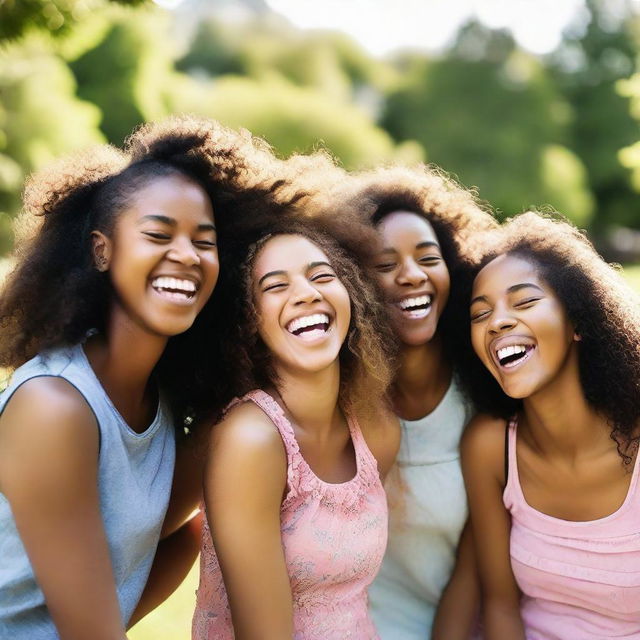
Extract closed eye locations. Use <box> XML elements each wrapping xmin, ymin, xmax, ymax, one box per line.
<box><xmin>263</xmin><ymin>282</ymin><xmax>287</xmax><ymax>293</ymax></box>
<box><xmin>310</xmin><ymin>272</ymin><xmax>336</xmax><ymax>283</ymax></box>
<box><xmin>374</xmin><ymin>263</ymin><xmax>396</xmax><ymax>272</ymax></box>
<box><xmin>514</xmin><ymin>297</ymin><xmax>541</xmax><ymax>308</ymax></box>
<box><xmin>470</xmin><ymin>308</ymin><xmax>491</xmax><ymax>322</ymax></box>
<box><xmin>419</xmin><ymin>255</ymin><xmax>442</xmax><ymax>265</ymax></box>
<box><xmin>143</xmin><ymin>231</ymin><xmax>171</xmax><ymax>241</ymax></box>
<box><xmin>194</xmin><ymin>239</ymin><xmax>217</xmax><ymax>249</ymax></box>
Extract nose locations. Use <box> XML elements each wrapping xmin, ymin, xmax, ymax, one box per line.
<box><xmin>291</xmin><ymin>277</ymin><xmax>322</xmax><ymax>305</ymax></box>
<box><xmin>167</xmin><ymin>236</ymin><xmax>200</xmax><ymax>267</ymax></box>
<box><xmin>397</xmin><ymin>258</ymin><xmax>427</xmax><ymax>287</ymax></box>
<box><xmin>488</xmin><ymin>310</ymin><xmax>517</xmax><ymax>335</ymax></box>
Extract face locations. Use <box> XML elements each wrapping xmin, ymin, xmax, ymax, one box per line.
<box><xmin>93</xmin><ymin>173</ymin><xmax>219</xmax><ymax>338</ymax></box>
<box><xmin>373</xmin><ymin>211</ymin><xmax>450</xmax><ymax>346</ymax></box>
<box><xmin>469</xmin><ymin>254</ymin><xmax>579</xmax><ymax>399</ymax></box>
<box><xmin>252</xmin><ymin>234</ymin><xmax>351</xmax><ymax>376</ymax></box>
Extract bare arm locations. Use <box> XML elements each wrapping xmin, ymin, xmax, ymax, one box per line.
<box><xmin>0</xmin><ymin>378</ymin><xmax>128</xmax><ymax>640</ymax></box>
<box><xmin>431</xmin><ymin>519</ymin><xmax>480</xmax><ymax>640</ymax></box>
<box><xmin>205</xmin><ymin>403</ymin><xmax>293</xmax><ymax>640</ymax></box>
<box><xmin>460</xmin><ymin>414</ymin><xmax>525</xmax><ymax>640</ymax></box>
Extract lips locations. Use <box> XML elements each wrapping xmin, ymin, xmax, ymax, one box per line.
<box><xmin>150</xmin><ymin>275</ymin><xmax>199</xmax><ymax>303</ymax></box>
<box><xmin>285</xmin><ymin>313</ymin><xmax>331</xmax><ymax>341</ymax></box>
<box><xmin>491</xmin><ymin>337</ymin><xmax>537</xmax><ymax>370</ymax></box>
<box><xmin>395</xmin><ymin>293</ymin><xmax>433</xmax><ymax>319</ymax></box>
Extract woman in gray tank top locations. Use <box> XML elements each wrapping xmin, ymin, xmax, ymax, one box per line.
<box><xmin>0</xmin><ymin>115</ymin><xmax>283</xmax><ymax>639</ymax></box>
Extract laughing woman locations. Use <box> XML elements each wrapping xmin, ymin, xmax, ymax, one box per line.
<box><xmin>0</xmin><ymin>116</ymin><xmax>272</xmax><ymax>639</ymax></box>
<box><xmin>333</xmin><ymin>166</ymin><xmax>495</xmax><ymax>640</ymax></box>
<box><xmin>192</xmin><ymin>216</ymin><xmax>400</xmax><ymax>640</ymax></box>
<box><xmin>459</xmin><ymin>212</ymin><xmax>640</xmax><ymax>639</ymax></box>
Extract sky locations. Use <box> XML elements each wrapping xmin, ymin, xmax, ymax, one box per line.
<box><xmin>262</xmin><ymin>0</ymin><xmax>588</xmax><ymax>56</ymax></box>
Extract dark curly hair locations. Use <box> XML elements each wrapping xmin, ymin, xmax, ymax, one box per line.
<box><xmin>0</xmin><ymin>115</ymin><xmax>296</xmax><ymax>427</ymax></box>
<box><xmin>453</xmin><ymin>211</ymin><xmax>640</xmax><ymax>460</ymax></box>
<box><xmin>211</xmin><ymin>214</ymin><xmax>397</xmax><ymax>420</ymax></box>
<box><xmin>330</xmin><ymin>164</ymin><xmax>497</xmax><ymax>365</ymax></box>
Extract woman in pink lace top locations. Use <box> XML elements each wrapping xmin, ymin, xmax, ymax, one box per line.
<box><xmin>192</xmin><ymin>216</ymin><xmax>400</xmax><ymax>639</ymax></box>
<box><xmin>456</xmin><ymin>212</ymin><xmax>640</xmax><ymax>639</ymax></box>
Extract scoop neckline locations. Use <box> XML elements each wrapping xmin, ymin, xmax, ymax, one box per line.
<box><xmin>506</xmin><ymin>420</ymin><xmax>640</xmax><ymax>526</ymax></box>
<box><xmin>255</xmin><ymin>389</ymin><xmax>363</xmax><ymax>488</ymax></box>
<box><xmin>75</xmin><ymin>343</ymin><xmax>163</xmax><ymax>439</ymax></box>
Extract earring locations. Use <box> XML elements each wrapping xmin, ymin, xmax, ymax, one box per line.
<box><xmin>95</xmin><ymin>256</ymin><xmax>108</xmax><ymax>272</ymax></box>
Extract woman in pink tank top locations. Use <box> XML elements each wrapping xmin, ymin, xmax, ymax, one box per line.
<box><xmin>192</xmin><ymin>216</ymin><xmax>400</xmax><ymax>639</ymax></box>
<box><xmin>452</xmin><ymin>212</ymin><xmax>640</xmax><ymax>639</ymax></box>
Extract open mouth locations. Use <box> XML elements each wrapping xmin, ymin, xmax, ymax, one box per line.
<box><xmin>397</xmin><ymin>294</ymin><xmax>432</xmax><ymax>319</ymax></box>
<box><xmin>151</xmin><ymin>276</ymin><xmax>198</xmax><ymax>302</ymax></box>
<box><xmin>286</xmin><ymin>313</ymin><xmax>331</xmax><ymax>340</ymax></box>
<box><xmin>496</xmin><ymin>344</ymin><xmax>536</xmax><ymax>369</ymax></box>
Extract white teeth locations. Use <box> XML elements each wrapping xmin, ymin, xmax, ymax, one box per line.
<box><xmin>151</xmin><ymin>276</ymin><xmax>197</xmax><ymax>294</ymax></box>
<box><xmin>497</xmin><ymin>345</ymin><xmax>527</xmax><ymax>361</ymax></box>
<box><xmin>286</xmin><ymin>313</ymin><xmax>330</xmax><ymax>334</ymax></box>
<box><xmin>399</xmin><ymin>295</ymin><xmax>432</xmax><ymax>310</ymax></box>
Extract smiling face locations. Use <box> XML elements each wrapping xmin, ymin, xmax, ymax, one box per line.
<box><xmin>252</xmin><ymin>234</ymin><xmax>351</xmax><ymax>377</ymax></box>
<box><xmin>94</xmin><ymin>173</ymin><xmax>219</xmax><ymax>339</ymax></box>
<box><xmin>373</xmin><ymin>211</ymin><xmax>450</xmax><ymax>347</ymax></box>
<box><xmin>469</xmin><ymin>254</ymin><xmax>579</xmax><ymax>399</ymax></box>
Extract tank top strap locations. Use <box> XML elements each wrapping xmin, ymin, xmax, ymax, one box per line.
<box><xmin>345</xmin><ymin>411</ymin><xmax>380</xmax><ymax>481</ymax></box>
<box><xmin>502</xmin><ymin>416</ymin><xmax>522</xmax><ymax>510</ymax></box>
<box><xmin>226</xmin><ymin>389</ymin><xmax>301</xmax><ymax>459</ymax></box>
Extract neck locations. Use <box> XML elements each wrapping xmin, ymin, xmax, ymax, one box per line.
<box><xmin>522</xmin><ymin>348</ymin><xmax>608</xmax><ymax>459</ymax></box>
<box><xmin>392</xmin><ymin>334</ymin><xmax>452</xmax><ymax>418</ymax></box>
<box><xmin>84</xmin><ymin>307</ymin><xmax>168</xmax><ymax>427</ymax></box>
<box><xmin>275</xmin><ymin>361</ymin><xmax>341</xmax><ymax>440</ymax></box>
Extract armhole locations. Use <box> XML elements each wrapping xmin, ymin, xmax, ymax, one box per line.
<box><xmin>504</xmin><ymin>420</ymin><xmax>509</xmax><ymax>487</ymax></box>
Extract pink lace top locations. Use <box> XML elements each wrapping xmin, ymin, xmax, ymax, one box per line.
<box><xmin>192</xmin><ymin>390</ymin><xmax>388</xmax><ymax>640</ymax></box>
<box><xmin>504</xmin><ymin>418</ymin><xmax>640</xmax><ymax>639</ymax></box>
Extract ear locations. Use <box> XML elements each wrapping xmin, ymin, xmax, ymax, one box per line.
<box><xmin>91</xmin><ymin>231</ymin><xmax>112</xmax><ymax>272</ymax></box>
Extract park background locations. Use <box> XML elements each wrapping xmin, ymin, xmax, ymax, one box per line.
<box><xmin>1</xmin><ymin>0</ymin><xmax>640</xmax><ymax>637</ymax></box>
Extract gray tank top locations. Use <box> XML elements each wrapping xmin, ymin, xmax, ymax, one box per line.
<box><xmin>0</xmin><ymin>343</ymin><xmax>175</xmax><ymax>638</ymax></box>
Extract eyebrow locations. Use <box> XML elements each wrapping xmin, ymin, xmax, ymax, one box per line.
<box><xmin>470</xmin><ymin>282</ymin><xmax>545</xmax><ymax>306</ymax></box>
<box><xmin>257</xmin><ymin>261</ymin><xmax>334</xmax><ymax>286</ymax></box>
<box><xmin>380</xmin><ymin>241</ymin><xmax>440</xmax><ymax>253</ymax></box>
<box><xmin>138</xmin><ymin>214</ymin><xmax>216</xmax><ymax>232</ymax></box>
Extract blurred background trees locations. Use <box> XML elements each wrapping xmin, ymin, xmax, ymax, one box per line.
<box><xmin>1</xmin><ymin>0</ymin><xmax>640</xmax><ymax>258</ymax></box>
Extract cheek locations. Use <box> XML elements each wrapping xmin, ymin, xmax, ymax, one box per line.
<box><xmin>470</xmin><ymin>327</ymin><xmax>488</xmax><ymax>363</ymax></box>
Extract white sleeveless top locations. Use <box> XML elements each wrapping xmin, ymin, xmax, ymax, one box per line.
<box><xmin>368</xmin><ymin>379</ymin><xmax>472</xmax><ymax>639</ymax></box>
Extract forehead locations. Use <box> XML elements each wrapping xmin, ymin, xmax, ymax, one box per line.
<box><xmin>473</xmin><ymin>254</ymin><xmax>542</xmax><ymax>295</ymax></box>
<box><xmin>253</xmin><ymin>234</ymin><xmax>330</xmax><ymax>275</ymax></box>
<box><xmin>122</xmin><ymin>174</ymin><xmax>214</xmax><ymax>221</ymax></box>
<box><xmin>377</xmin><ymin>210</ymin><xmax>439</xmax><ymax>246</ymax></box>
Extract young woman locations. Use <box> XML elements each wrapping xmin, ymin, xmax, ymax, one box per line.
<box><xmin>0</xmin><ymin>116</ymin><xmax>275</xmax><ymax>639</ymax></box>
<box><xmin>460</xmin><ymin>212</ymin><xmax>640</xmax><ymax>639</ymax></box>
<box><xmin>192</xmin><ymin>216</ymin><xmax>400</xmax><ymax>640</ymax></box>
<box><xmin>331</xmin><ymin>165</ymin><xmax>496</xmax><ymax>639</ymax></box>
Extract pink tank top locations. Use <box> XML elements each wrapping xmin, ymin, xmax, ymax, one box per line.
<box><xmin>192</xmin><ymin>390</ymin><xmax>387</xmax><ymax>640</ymax></box>
<box><xmin>503</xmin><ymin>419</ymin><xmax>640</xmax><ymax>639</ymax></box>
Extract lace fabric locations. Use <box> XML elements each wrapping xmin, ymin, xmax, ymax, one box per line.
<box><xmin>192</xmin><ymin>390</ymin><xmax>387</xmax><ymax>639</ymax></box>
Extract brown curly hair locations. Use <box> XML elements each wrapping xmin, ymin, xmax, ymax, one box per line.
<box><xmin>211</xmin><ymin>214</ymin><xmax>397</xmax><ymax>420</ymax></box>
<box><xmin>0</xmin><ymin>115</ymin><xmax>295</xmax><ymax>426</ymax></box>
<box><xmin>323</xmin><ymin>164</ymin><xmax>497</xmax><ymax>365</ymax></box>
<box><xmin>453</xmin><ymin>211</ymin><xmax>640</xmax><ymax>460</ymax></box>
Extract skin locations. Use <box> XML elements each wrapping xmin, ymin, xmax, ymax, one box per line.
<box><xmin>461</xmin><ymin>254</ymin><xmax>634</xmax><ymax>639</ymax></box>
<box><xmin>372</xmin><ymin>211</ymin><xmax>479</xmax><ymax>639</ymax></box>
<box><xmin>0</xmin><ymin>174</ymin><xmax>219</xmax><ymax>640</ymax></box>
<box><xmin>204</xmin><ymin>234</ymin><xmax>400</xmax><ymax>640</ymax></box>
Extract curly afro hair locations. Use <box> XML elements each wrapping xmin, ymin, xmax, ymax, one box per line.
<box><xmin>210</xmin><ymin>212</ymin><xmax>397</xmax><ymax>421</ymax></box>
<box><xmin>453</xmin><ymin>211</ymin><xmax>640</xmax><ymax>460</ymax></box>
<box><xmin>0</xmin><ymin>115</ymin><xmax>297</xmax><ymax>427</ymax></box>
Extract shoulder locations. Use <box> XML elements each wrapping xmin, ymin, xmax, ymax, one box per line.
<box><xmin>208</xmin><ymin>399</ymin><xmax>287</xmax><ymax>474</ymax></box>
<box><xmin>357</xmin><ymin>404</ymin><xmax>400</xmax><ymax>479</ymax></box>
<box><xmin>461</xmin><ymin>413</ymin><xmax>508</xmax><ymax>480</ymax></box>
<box><xmin>0</xmin><ymin>376</ymin><xmax>97</xmax><ymax>444</ymax></box>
